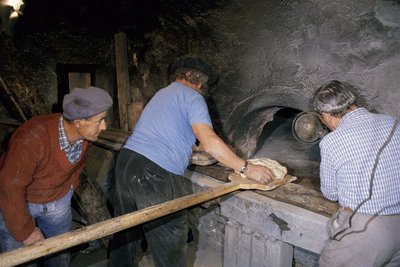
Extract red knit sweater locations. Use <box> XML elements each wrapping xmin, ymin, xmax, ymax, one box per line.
<box><xmin>0</xmin><ymin>114</ymin><xmax>90</xmax><ymax>241</ymax></box>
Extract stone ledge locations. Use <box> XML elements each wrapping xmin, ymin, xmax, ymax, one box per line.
<box><xmin>185</xmin><ymin>169</ymin><xmax>329</xmax><ymax>255</ymax></box>
<box><xmin>221</xmin><ymin>190</ymin><xmax>328</xmax><ymax>254</ymax></box>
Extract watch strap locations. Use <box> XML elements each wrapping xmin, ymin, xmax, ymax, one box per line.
<box><xmin>239</xmin><ymin>160</ymin><xmax>248</xmax><ymax>174</ymax></box>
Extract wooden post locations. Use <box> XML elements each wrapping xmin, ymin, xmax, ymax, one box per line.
<box><xmin>114</xmin><ymin>32</ymin><xmax>132</xmax><ymax>131</ymax></box>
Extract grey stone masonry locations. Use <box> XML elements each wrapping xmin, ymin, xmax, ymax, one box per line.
<box><xmin>221</xmin><ymin>191</ymin><xmax>329</xmax><ymax>266</ymax></box>
<box><xmin>224</xmin><ymin>219</ymin><xmax>293</xmax><ymax>267</ymax></box>
<box><xmin>186</xmin><ymin>170</ymin><xmax>329</xmax><ymax>267</ymax></box>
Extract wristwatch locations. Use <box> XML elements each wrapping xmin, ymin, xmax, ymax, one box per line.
<box><xmin>239</xmin><ymin>160</ymin><xmax>248</xmax><ymax>174</ymax></box>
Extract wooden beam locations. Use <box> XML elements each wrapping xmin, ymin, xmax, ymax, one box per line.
<box><xmin>114</xmin><ymin>32</ymin><xmax>132</xmax><ymax>131</ymax></box>
<box><xmin>0</xmin><ymin>118</ymin><xmax>21</xmax><ymax>127</ymax></box>
<box><xmin>93</xmin><ymin>128</ymin><xmax>130</xmax><ymax>151</ymax></box>
<box><xmin>0</xmin><ymin>76</ymin><xmax>27</xmax><ymax>121</ymax></box>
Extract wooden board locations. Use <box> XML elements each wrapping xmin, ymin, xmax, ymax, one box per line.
<box><xmin>189</xmin><ymin>164</ymin><xmax>339</xmax><ymax>217</ymax></box>
<box><xmin>228</xmin><ymin>172</ymin><xmax>297</xmax><ymax>190</ymax></box>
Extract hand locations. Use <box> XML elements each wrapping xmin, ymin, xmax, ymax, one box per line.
<box><xmin>23</xmin><ymin>227</ymin><xmax>45</xmax><ymax>246</ymax></box>
<box><xmin>192</xmin><ymin>143</ymin><xmax>204</xmax><ymax>152</ymax></box>
<box><xmin>246</xmin><ymin>164</ymin><xmax>274</xmax><ymax>184</ymax></box>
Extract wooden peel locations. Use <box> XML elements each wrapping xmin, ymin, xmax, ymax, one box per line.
<box><xmin>228</xmin><ymin>172</ymin><xmax>297</xmax><ymax>190</ymax></box>
<box><xmin>0</xmin><ymin>174</ymin><xmax>296</xmax><ymax>267</ymax></box>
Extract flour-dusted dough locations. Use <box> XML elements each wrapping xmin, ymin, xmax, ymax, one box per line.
<box><xmin>190</xmin><ymin>151</ymin><xmax>217</xmax><ymax>166</ymax></box>
<box><xmin>237</xmin><ymin>158</ymin><xmax>288</xmax><ymax>179</ymax></box>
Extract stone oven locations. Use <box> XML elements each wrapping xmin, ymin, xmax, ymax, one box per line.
<box><xmin>0</xmin><ymin>0</ymin><xmax>399</xmax><ymax>266</ymax></box>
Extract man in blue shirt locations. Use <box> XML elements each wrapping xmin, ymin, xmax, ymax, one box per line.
<box><xmin>313</xmin><ymin>80</ymin><xmax>400</xmax><ymax>267</ymax></box>
<box><xmin>109</xmin><ymin>56</ymin><xmax>274</xmax><ymax>267</ymax></box>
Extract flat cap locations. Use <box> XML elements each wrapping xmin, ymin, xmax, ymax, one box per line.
<box><xmin>63</xmin><ymin>86</ymin><xmax>113</xmax><ymax>120</ymax></box>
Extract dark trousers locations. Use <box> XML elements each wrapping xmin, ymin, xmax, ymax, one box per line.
<box><xmin>109</xmin><ymin>149</ymin><xmax>191</xmax><ymax>267</ymax></box>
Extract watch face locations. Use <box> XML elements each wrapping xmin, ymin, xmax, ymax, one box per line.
<box><xmin>240</xmin><ymin>166</ymin><xmax>248</xmax><ymax>174</ymax></box>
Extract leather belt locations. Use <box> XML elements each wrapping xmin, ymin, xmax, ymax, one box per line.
<box><xmin>343</xmin><ymin>207</ymin><xmax>353</xmax><ymax>212</ymax></box>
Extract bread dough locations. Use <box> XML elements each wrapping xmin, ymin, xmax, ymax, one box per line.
<box><xmin>190</xmin><ymin>151</ymin><xmax>217</xmax><ymax>166</ymax></box>
<box><xmin>237</xmin><ymin>158</ymin><xmax>287</xmax><ymax>179</ymax></box>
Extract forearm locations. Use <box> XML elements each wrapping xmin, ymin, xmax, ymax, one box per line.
<box><xmin>201</xmin><ymin>135</ymin><xmax>245</xmax><ymax>172</ymax></box>
<box><xmin>192</xmin><ymin>123</ymin><xmax>244</xmax><ymax>171</ymax></box>
<box><xmin>192</xmin><ymin>123</ymin><xmax>273</xmax><ymax>183</ymax></box>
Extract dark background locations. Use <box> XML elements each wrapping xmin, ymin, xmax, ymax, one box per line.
<box><xmin>1</xmin><ymin>0</ymin><xmax>399</xmax><ymax>157</ymax></box>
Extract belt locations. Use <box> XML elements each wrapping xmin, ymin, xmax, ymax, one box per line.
<box><xmin>343</xmin><ymin>207</ymin><xmax>353</xmax><ymax>212</ymax></box>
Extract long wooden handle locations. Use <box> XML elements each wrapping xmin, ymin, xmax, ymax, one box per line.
<box><xmin>0</xmin><ymin>179</ymin><xmax>252</xmax><ymax>266</ymax></box>
<box><xmin>0</xmin><ymin>175</ymin><xmax>296</xmax><ymax>266</ymax></box>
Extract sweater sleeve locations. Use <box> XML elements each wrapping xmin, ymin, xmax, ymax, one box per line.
<box><xmin>0</xmin><ymin>130</ymin><xmax>40</xmax><ymax>241</ymax></box>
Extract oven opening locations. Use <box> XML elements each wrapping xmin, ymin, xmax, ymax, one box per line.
<box><xmin>254</xmin><ymin>107</ymin><xmax>321</xmax><ymax>180</ymax></box>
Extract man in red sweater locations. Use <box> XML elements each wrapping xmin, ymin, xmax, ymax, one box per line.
<box><xmin>0</xmin><ymin>86</ymin><xmax>113</xmax><ymax>267</ymax></box>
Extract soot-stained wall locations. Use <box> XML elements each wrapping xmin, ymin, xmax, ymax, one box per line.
<box><xmin>0</xmin><ymin>0</ymin><xmax>399</xmax><ymax>155</ymax></box>
<box><xmin>204</xmin><ymin>0</ymin><xmax>400</xmax><ymax>154</ymax></box>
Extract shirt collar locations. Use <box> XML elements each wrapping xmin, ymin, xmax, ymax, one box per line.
<box><xmin>337</xmin><ymin>107</ymin><xmax>367</xmax><ymax>128</ymax></box>
<box><xmin>59</xmin><ymin>116</ymin><xmax>83</xmax><ymax>150</ymax></box>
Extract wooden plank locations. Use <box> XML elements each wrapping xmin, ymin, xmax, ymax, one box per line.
<box><xmin>93</xmin><ymin>128</ymin><xmax>130</xmax><ymax>151</ymax></box>
<box><xmin>188</xmin><ymin>164</ymin><xmax>232</xmax><ymax>182</ymax></box>
<box><xmin>0</xmin><ymin>76</ymin><xmax>27</xmax><ymax>121</ymax></box>
<box><xmin>97</xmin><ymin>128</ymin><xmax>130</xmax><ymax>143</ymax></box>
<box><xmin>189</xmin><ymin>164</ymin><xmax>339</xmax><ymax>217</ymax></box>
<box><xmin>93</xmin><ymin>138</ymin><xmax>124</xmax><ymax>151</ymax></box>
<box><xmin>0</xmin><ymin>118</ymin><xmax>21</xmax><ymax>127</ymax></box>
<box><xmin>114</xmin><ymin>32</ymin><xmax>132</xmax><ymax>131</ymax></box>
<box><xmin>256</xmin><ymin>182</ymin><xmax>339</xmax><ymax>217</ymax></box>
<box><xmin>0</xmin><ymin>175</ymin><xmax>296</xmax><ymax>267</ymax></box>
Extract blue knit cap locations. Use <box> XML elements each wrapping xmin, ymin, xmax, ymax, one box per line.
<box><xmin>62</xmin><ymin>86</ymin><xmax>113</xmax><ymax>120</ymax></box>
